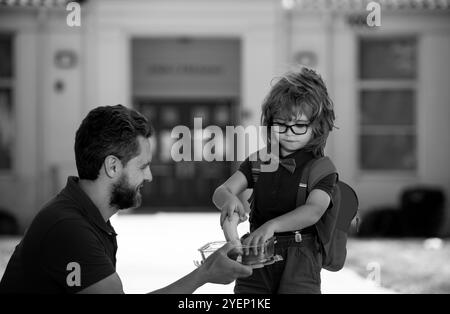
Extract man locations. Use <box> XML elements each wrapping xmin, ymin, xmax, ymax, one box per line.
<box><xmin>0</xmin><ymin>105</ymin><xmax>252</xmax><ymax>294</ymax></box>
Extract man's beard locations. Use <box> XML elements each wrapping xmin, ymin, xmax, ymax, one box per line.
<box><xmin>109</xmin><ymin>174</ymin><xmax>142</xmax><ymax>210</ymax></box>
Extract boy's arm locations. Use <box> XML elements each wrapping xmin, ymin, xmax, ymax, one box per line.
<box><xmin>269</xmin><ymin>172</ymin><xmax>338</xmax><ymax>233</ymax></box>
<box><xmin>242</xmin><ymin>189</ymin><xmax>330</xmax><ymax>248</ymax></box>
<box><xmin>213</xmin><ymin>171</ymin><xmax>249</xmax><ymax>242</ymax></box>
<box><xmin>270</xmin><ymin>189</ymin><xmax>330</xmax><ymax>232</ymax></box>
<box><xmin>213</xmin><ymin>171</ymin><xmax>249</xmax><ymax>222</ymax></box>
<box><xmin>212</xmin><ymin>171</ymin><xmax>248</xmax><ymax>210</ymax></box>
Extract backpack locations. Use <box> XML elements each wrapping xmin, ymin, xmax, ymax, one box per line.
<box><xmin>249</xmin><ymin>155</ymin><xmax>359</xmax><ymax>272</ymax></box>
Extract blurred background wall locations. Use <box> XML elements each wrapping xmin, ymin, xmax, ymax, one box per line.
<box><xmin>0</xmin><ymin>0</ymin><xmax>449</xmax><ymax>236</ymax></box>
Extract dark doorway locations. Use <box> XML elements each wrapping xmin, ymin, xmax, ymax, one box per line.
<box><xmin>131</xmin><ymin>37</ymin><xmax>241</xmax><ymax>212</ymax></box>
<box><xmin>135</xmin><ymin>98</ymin><xmax>237</xmax><ymax>211</ymax></box>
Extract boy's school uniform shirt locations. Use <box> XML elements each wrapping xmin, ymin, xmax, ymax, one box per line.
<box><xmin>238</xmin><ymin>149</ymin><xmax>337</xmax><ymax>232</ymax></box>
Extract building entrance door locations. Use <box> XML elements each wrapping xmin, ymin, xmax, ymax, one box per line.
<box><xmin>132</xmin><ymin>37</ymin><xmax>241</xmax><ymax>211</ymax></box>
<box><xmin>135</xmin><ymin>98</ymin><xmax>237</xmax><ymax>210</ymax></box>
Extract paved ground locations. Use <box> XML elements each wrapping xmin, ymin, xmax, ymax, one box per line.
<box><xmin>0</xmin><ymin>213</ymin><xmax>394</xmax><ymax>294</ymax></box>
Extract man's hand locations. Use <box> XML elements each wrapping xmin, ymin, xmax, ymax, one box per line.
<box><xmin>220</xmin><ymin>197</ymin><xmax>247</xmax><ymax>227</ymax></box>
<box><xmin>199</xmin><ymin>242</ymin><xmax>252</xmax><ymax>285</ymax></box>
<box><xmin>242</xmin><ymin>221</ymin><xmax>276</xmax><ymax>256</ymax></box>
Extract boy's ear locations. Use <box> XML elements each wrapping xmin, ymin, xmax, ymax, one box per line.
<box><xmin>104</xmin><ymin>155</ymin><xmax>123</xmax><ymax>178</ymax></box>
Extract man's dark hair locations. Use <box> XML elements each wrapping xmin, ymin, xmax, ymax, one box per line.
<box><xmin>75</xmin><ymin>105</ymin><xmax>152</xmax><ymax>180</ymax></box>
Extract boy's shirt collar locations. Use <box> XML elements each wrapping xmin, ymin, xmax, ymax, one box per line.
<box><xmin>280</xmin><ymin>148</ymin><xmax>314</xmax><ymax>173</ymax></box>
<box><xmin>261</xmin><ymin>148</ymin><xmax>312</xmax><ymax>173</ymax></box>
<box><xmin>281</xmin><ymin>147</ymin><xmax>311</xmax><ymax>160</ymax></box>
<box><xmin>256</xmin><ymin>147</ymin><xmax>314</xmax><ymax>173</ymax></box>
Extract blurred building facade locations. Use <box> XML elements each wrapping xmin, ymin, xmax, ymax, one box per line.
<box><xmin>0</xmin><ymin>0</ymin><xmax>449</xmax><ymax>234</ymax></box>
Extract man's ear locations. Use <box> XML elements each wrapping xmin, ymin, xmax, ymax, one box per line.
<box><xmin>104</xmin><ymin>155</ymin><xmax>123</xmax><ymax>178</ymax></box>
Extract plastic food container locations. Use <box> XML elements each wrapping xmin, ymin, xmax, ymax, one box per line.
<box><xmin>196</xmin><ymin>238</ymin><xmax>282</xmax><ymax>268</ymax></box>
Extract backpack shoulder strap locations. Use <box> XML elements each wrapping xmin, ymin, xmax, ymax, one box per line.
<box><xmin>248</xmin><ymin>149</ymin><xmax>274</xmax><ymax>185</ymax></box>
<box><xmin>296</xmin><ymin>157</ymin><xmax>338</xmax><ymax>206</ymax></box>
<box><xmin>248</xmin><ymin>151</ymin><xmax>262</xmax><ymax>186</ymax></box>
<box><xmin>247</xmin><ymin>151</ymin><xmax>264</xmax><ymax>208</ymax></box>
<box><xmin>308</xmin><ymin>157</ymin><xmax>338</xmax><ymax>190</ymax></box>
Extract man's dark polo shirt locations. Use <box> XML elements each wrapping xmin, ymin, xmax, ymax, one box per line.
<box><xmin>0</xmin><ymin>177</ymin><xmax>118</xmax><ymax>294</ymax></box>
<box><xmin>239</xmin><ymin>149</ymin><xmax>337</xmax><ymax>232</ymax></box>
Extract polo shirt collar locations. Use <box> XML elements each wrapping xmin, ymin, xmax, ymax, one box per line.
<box><xmin>61</xmin><ymin>176</ymin><xmax>118</xmax><ymax>237</ymax></box>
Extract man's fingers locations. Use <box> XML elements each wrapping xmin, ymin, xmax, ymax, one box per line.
<box><xmin>225</xmin><ymin>256</ymin><xmax>253</xmax><ymax>276</ymax></box>
<box><xmin>232</xmin><ymin>262</ymin><xmax>253</xmax><ymax>277</ymax></box>
<box><xmin>228</xmin><ymin>246</ymin><xmax>242</xmax><ymax>261</ymax></box>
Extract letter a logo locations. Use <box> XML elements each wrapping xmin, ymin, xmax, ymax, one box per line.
<box><xmin>66</xmin><ymin>2</ymin><xmax>81</xmax><ymax>27</ymax></box>
<box><xmin>66</xmin><ymin>262</ymin><xmax>81</xmax><ymax>287</ymax></box>
<box><xmin>366</xmin><ymin>2</ymin><xmax>381</xmax><ymax>27</ymax></box>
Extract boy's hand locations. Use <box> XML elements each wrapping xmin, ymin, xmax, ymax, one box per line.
<box><xmin>242</xmin><ymin>221</ymin><xmax>276</xmax><ymax>256</ymax></box>
<box><xmin>220</xmin><ymin>197</ymin><xmax>247</xmax><ymax>227</ymax></box>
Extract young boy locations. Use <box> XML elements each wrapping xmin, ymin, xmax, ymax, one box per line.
<box><xmin>213</xmin><ymin>67</ymin><xmax>337</xmax><ymax>294</ymax></box>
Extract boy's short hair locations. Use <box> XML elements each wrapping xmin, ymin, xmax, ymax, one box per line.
<box><xmin>261</xmin><ymin>66</ymin><xmax>335</xmax><ymax>157</ymax></box>
<box><xmin>75</xmin><ymin>105</ymin><xmax>153</xmax><ymax>180</ymax></box>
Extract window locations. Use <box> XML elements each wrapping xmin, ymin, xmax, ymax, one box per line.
<box><xmin>358</xmin><ymin>37</ymin><xmax>417</xmax><ymax>171</ymax></box>
<box><xmin>0</xmin><ymin>34</ymin><xmax>14</xmax><ymax>171</ymax></box>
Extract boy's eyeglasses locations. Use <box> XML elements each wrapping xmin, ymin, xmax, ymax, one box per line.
<box><xmin>271</xmin><ymin>122</ymin><xmax>309</xmax><ymax>135</ymax></box>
